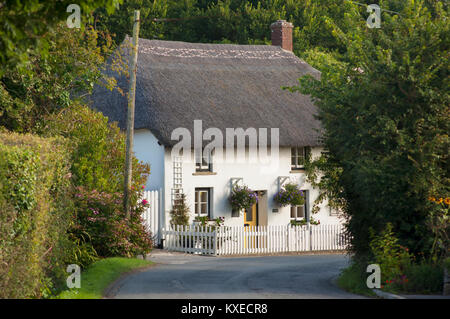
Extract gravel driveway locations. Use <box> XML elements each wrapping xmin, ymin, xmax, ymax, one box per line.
<box><xmin>109</xmin><ymin>251</ymin><xmax>365</xmax><ymax>299</ymax></box>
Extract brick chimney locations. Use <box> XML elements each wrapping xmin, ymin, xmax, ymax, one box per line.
<box><xmin>270</xmin><ymin>20</ymin><xmax>293</xmax><ymax>51</ymax></box>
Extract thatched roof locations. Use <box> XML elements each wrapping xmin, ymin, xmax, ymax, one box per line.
<box><xmin>92</xmin><ymin>38</ymin><xmax>322</xmax><ymax>147</ymax></box>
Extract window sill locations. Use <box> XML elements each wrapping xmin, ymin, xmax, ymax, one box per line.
<box><xmin>289</xmin><ymin>169</ymin><xmax>305</xmax><ymax>174</ymax></box>
<box><xmin>192</xmin><ymin>171</ymin><xmax>217</xmax><ymax>176</ymax></box>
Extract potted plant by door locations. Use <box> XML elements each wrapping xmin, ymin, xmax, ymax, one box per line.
<box><xmin>229</xmin><ymin>185</ymin><xmax>258</xmax><ymax>216</ymax></box>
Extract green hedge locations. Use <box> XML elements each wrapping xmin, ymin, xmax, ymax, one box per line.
<box><xmin>0</xmin><ymin>132</ymin><xmax>74</xmax><ymax>298</ymax></box>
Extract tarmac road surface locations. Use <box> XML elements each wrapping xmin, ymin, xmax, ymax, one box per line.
<box><xmin>109</xmin><ymin>251</ymin><xmax>365</xmax><ymax>299</ymax></box>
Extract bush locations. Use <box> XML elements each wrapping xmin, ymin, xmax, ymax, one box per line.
<box><xmin>337</xmin><ymin>261</ymin><xmax>375</xmax><ymax>297</ymax></box>
<box><xmin>43</xmin><ymin>104</ymin><xmax>152</xmax><ymax>260</ymax></box>
<box><xmin>170</xmin><ymin>194</ymin><xmax>190</xmax><ymax>226</ymax></box>
<box><xmin>445</xmin><ymin>257</ymin><xmax>450</xmax><ymax>271</ymax></box>
<box><xmin>0</xmin><ymin>132</ymin><xmax>74</xmax><ymax>298</ymax></box>
<box><xmin>402</xmin><ymin>263</ymin><xmax>443</xmax><ymax>294</ymax></box>
<box><xmin>291</xmin><ymin>1</ymin><xmax>449</xmax><ymax>259</ymax></box>
<box><xmin>43</xmin><ymin>104</ymin><xmax>148</xmax><ymax>194</ymax></box>
<box><xmin>426</xmin><ymin>196</ymin><xmax>450</xmax><ymax>259</ymax></box>
<box><xmin>369</xmin><ymin>223</ymin><xmax>412</xmax><ymax>286</ymax></box>
<box><xmin>73</xmin><ymin>187</ymin><xmax>153</xmax><ymax>257</ymax></box>
<box><xmin>368</xmin><ymin>223</ymin><xmax>444</xmax><ymax>294</ymax></box>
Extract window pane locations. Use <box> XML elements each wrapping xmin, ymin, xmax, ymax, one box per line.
<box><xmin>291</xmin><ymin>147</ymin><xmax>296</xmax><ymax>156</ymax></box>
<box><xmin>200</xmin><ymin>191</ymin><xmax>207</xmax><ymax>203</ymax></box>
<box><xmin>290</xmin><ymin>206</ymin><xmax>296</xmax><ymax>218</ymax></box>
<box><xmin>201</xmin><ymin>203</ymin><xmax>207</xmax><ymax>214</ymax></box>
<box><xmin>195</xmin><ymin>203</ymin><xmax>199</xmax><ymax>214</ymax></box>
<box><xmin>245</xmin><ymin>209</ymin><xmax>252</xmax><ymax>221</ymax></box>
<box><xmin>305</xmin><ymin>146</ymin><xmax>311</xmax><ymax>159</ymax></box>
<box><xmin>297</xmin><ymin>205</ymin><xmax>305</xmax><ymax>218</ymax></box>
<box><xmin>291</xmin><ymin>156</ymin><xmax>296</xmax><ymax>165</ymax></box>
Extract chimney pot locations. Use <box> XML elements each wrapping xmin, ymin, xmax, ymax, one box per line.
<box><xmin>270</xmin><ymin>20</ymin><xmax>294</xmax><ymax>51</ymax></box>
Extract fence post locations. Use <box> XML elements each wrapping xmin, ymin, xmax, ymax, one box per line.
<box><xmin>286</xmin><ymin>225</ymin><xmax>289</xmax><ymax>252</ymax></box>
<box><xmin>308</xmin><ymin>221</ymin><xmax>312</xmax><ymax>251</ymax></box>
<box><xmin>213</xmin><ymin>227</ymin><xmax>217</xmax><ymax>255</ymax></box>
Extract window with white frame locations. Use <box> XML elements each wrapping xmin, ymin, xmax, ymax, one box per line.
<box><xmin>290</xmin><ymin>205</ymin><xmax>305</xmax><ymax>220</ymax></box>
<box><xmin>290</xmin><ymin>190</ymin><xmax>308</xmax><ymax>221</ymax></box>
<box><xmin>291</xmin><ymin>146</ymin><xmax>311</xmax><ymax>170</ymax></box>
<box><xmin>195</xmin><ymin>188</ymin><xmax>210</xmax><ymax>217</ymax></box>
<box><xmin>195</xmin><ymin>148</ymin><xmax>213</xmax><ymax>172</ymax></box>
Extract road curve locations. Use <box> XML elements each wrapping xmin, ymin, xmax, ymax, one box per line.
<box><xmin>110</xmin><ymin>252</ymin><xmax>365</xmax><ymax>299</ymax></box>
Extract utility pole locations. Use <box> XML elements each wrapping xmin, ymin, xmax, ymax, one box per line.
<box><xmin>124</xmin><ymin>10</ymin><xmax>140</xmax><ymax>218</ymax></box>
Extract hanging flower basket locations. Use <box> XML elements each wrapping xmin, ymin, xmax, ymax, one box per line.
<box><xmin>229</xmin><ymin>185</ymin><xmax>258</xmax><ymax>213</ymax></box>
<box><xmin>274</xmin><ymin>183</ymin><xmax>305</xmax><ymax>207</ymax></box>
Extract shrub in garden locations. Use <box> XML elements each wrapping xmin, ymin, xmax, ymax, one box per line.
<box><xmin>339</xmin><ymin>223</ymin><xmax>445</xmax><ymax>295</ymax></box>
<box><xmin>73</xmin><ymin>186</ymin><xmax>152</xmax><ymax>258</ymax></box>
<box><xmin>368</xmin><ymin>223</ymin><xmax>444</xmax><ymax>293</ymax></box>
<box><xmin>426</xmin><ymin>196</ymin><xmax>450</xmax><ymax>259</ymax></box>
<box><xmin>369</xmin><ymin>223</ymin><xmax>412</xmax><ymax>289</ymax></box>
<box><xmin>169</xmin><ymin>194</ymin><xmax>190</xmax><ymax>227</ymax></box>
<box><xmin>0</xmin><ymin>132</ymin><xmax>74</xmax><ymax>298</ymax></box>
<box><xmin>43</xmin><ymin>104</ymin><xmax>149</xmax><ymax>194</ymax></box>
<box><xmin>194</xmin><ymin>216</ymin><xmax>225</xmax><ymax>227</ymax></box>
<box><xmin>401</xmin><ymin>262</ymin><xmax>443</xmax><ymax>294</ymax></box>
<box><xmin>229</xmin><ymin>185</ymin><xmax>257</xmax><ymax>212</ymax></box>
<box><xmin>44</xmin><ymin>104</ymin><xmax>152</xmax><ymax>260</ymax></box>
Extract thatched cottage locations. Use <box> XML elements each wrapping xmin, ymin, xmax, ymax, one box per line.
<box><xmin>92</xmin><ymin>20</ymin><xmax>343</xmax><ymax>238</ymax></box>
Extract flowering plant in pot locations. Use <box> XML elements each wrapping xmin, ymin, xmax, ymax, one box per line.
<box><xmin>229</xmin><ymin>185</ymin><xmax>258</xmax><ymax>213</ymax></box>
<box><xmin>194</xmin><ymin>216</ymin><xmax>225</xmax><ymax>227</ymax></box>
<box><xmin>274</xmin><ymin>183</ymin><xmax>305</xmax><ymax>207</ymax></box>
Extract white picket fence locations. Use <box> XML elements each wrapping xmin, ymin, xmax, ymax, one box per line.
<box><xmin>162</xmin><ymin>224</ymin><xmax>349</xmax><ymax>255</ymax></box>
<box><xmin>141</xmin><ymin>189</ymin><xmax>162</xmax><ymax>245</ymax></box>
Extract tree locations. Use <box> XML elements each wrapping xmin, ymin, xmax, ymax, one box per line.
<box><xmin>0</xmin><ymin>24</ymin><xmax>119</xmax><ymax>132</ymax></box>
<box><xmin>0</xmin><ymin>0</ymin><xmax>121</xmax><ymax>75</ymax></box>
<box><xmin>94</xmin><ymin>0</ymin><xmax>168</xmax><ymax>44</ymax></box>
<box><xmin>290</xmin><ymin>0</ymin><xmax>449</xmax><ymax>258</ymax></box>
<box><xmin>94</xmin><ymin>0</ymin><xmax>357</xmax><ymax>56</ymax></box>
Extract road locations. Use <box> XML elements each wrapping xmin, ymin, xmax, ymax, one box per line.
<box><xmin>109</xmin><ymin>251</ymin><xmax>365</xmax><ymax>299</ymax></box>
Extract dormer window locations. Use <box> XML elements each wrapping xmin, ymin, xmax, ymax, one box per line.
<box><xmin>195</xmin><ymin>148</ymin><xmax>213</xmax><ymax>172</ymax></box>
<box><xmin>291</xmin><ymin>146</ymin><xmax>310</xmax><ymax>170</ymax></box>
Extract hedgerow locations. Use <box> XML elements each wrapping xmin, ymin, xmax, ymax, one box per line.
<box><xmin>0</xmin><ymin>132</ymin><xmax>74</xmax><ymax>298</ymax></box>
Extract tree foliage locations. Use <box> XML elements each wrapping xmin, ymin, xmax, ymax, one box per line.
<box><xmin>94</xmin><ymin>0</ymin><xmax>359</xmax><ymax>56</ymax></box>
<box><xmin>0</xmin><ymin>0</ymin><xmax>121</xmax><ymax>75</ymax></box>
<box><xmin>291</xmin><ymin>0</ymin><xmax>449</xmax><ymax>257</ymax></box>
<box><xmin>0</xmin><ymin>24</ymin><xmax>120</xmax><ymax>133</ymax></box>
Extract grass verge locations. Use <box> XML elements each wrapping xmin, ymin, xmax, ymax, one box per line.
<box><xmin>56</xmin><ymin>257</ymin><xmax>154</xmax><ymax>299</ymax></box>
<box><xmin>337</xmin><ymin>260</ymin><xmax>444</xmax><ymax>297</ymax></box>
<box><xmin>336</xmin><ymin>262</ymin><xmax>376</xmax><ymax>297</ymax></box>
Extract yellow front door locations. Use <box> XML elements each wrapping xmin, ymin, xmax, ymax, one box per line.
<box><xmin>244</xmin><ymin>202</ymin><xmax>257</xmax><ymax>249</ymax></box>
<box><xmin>244</xmin><ymin>202</ymin><xmax>257</xmax><ymax>227</ymax></box>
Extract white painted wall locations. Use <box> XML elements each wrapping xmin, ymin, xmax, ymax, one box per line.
<box><xmin>132</xmin><ymin>129</ymin><xmax>344</xmax><ymax>229</ymax></box>
<box><xmin>133</xmin><ymin>129</ymin><xmax>165</xmax><ymax>191</ymax></box>
<box><xmin>163</xmin><ymin>145</ymin><xmax>344</xmax><ymax>227</ymax></box>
